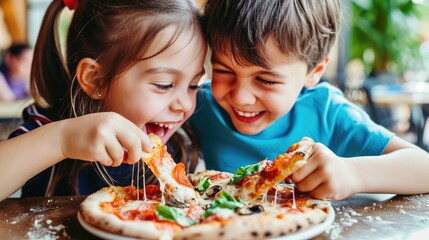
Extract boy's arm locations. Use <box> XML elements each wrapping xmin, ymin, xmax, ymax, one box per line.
<box><xmin>290</xmin><ymin>136</ymin><xmax>429</xmax><ymax>200</ymax></box>
<box><xmin>351</xmin><ymin>136</ymin><xmax>429</xmax><ymax>194</ymax></box>
<box><xmin>0</xmin><ymin>112</ymin><xmax>152</xmax><ymax>201</ymax></box>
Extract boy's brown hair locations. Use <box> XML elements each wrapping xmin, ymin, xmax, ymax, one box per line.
<box><xmin>202</xmin><ymin>0</ymin><xmax>341</xmax><ymax>72</ymax></box>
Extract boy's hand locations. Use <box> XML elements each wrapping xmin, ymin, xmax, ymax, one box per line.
<box><xmin>58</xmin><ymin>112</ymin><xmax>152</xmax><ymax>167</ymax></box>
<box><xmin>289</xmin><ymin>143</ymin><xmax>361</xmax><ymax>200</ymax></box>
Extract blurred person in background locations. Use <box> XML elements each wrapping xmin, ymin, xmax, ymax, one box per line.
<box><xmin>0</xmin><ymin>43</ymin><xmax>33</xmax><ymax>101</ymax></box>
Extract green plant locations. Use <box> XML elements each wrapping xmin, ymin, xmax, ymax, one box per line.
<box><xmin>350</xmin><ymin>0</ymin><xmax>426</xmax><ymax>76</ymax></box>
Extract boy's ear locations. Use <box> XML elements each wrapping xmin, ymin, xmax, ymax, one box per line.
<box><xmin>304</xmin><ymin>57</ymin><xmax>330</xmax><ymax>87</ymax></box>
<box><xmin>76</xmin><ymin>58</ymin><xmax>104</xmax><ymax>99</ymax></box>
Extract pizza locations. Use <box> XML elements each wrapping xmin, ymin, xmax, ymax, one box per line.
<box><xmin>79</xmin><ymin>134</ymin><xmax>332</xmax><ymax>240</ymax></box>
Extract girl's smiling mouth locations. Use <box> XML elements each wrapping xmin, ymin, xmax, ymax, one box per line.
<box><xmin>145</xmin><ymin>122</ymin><xmax>178</xmax><ymax>138</ymax></box>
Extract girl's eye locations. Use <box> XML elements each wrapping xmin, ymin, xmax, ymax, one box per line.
<box><xmin>154</xmin><ymin>83</ymin><xmax>174</xmax><ymax>91</ymax></box>
<box><xmin>189</xmin><ymin>84</ymin><xmax>201</xmax><ymax>91</ymax></box>
<box><xmin>257</xmin><ymin>77</ymin><xmax>276</xmax><ymax>86</ymax></box>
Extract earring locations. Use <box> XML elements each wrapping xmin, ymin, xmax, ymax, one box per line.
<box><xmin>97</xmin><ymin>91</ymin><xmax>102</xmax><ymax>97</ymax></box>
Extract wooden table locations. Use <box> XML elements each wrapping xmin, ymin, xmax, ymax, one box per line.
<box><xmin>1</xmin><ymin>194</ymin><xmax>429</xmax><ymax>239</ymax></box>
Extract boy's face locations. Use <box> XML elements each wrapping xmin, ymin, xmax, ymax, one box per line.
<box><xmin>211</xmin><ymin>37</ymin><xmax>317</xmax><ymax>135</ymax></box>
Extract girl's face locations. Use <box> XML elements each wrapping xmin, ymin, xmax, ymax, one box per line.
<box><xmin>103</xmin><ymin>27</ymin><xmax>207</xmax><ymax>143</ymax></box>
<box><xmin>211</xmin><ymin>37</ymin><xmax>316</xmax><ymax>135</ymax></box>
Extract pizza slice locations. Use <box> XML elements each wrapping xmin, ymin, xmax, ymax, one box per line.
<box><xmin>141</xmin><ymin>133</ymin><xmax>199</xmax><ymax>205</ymax></box>
<box><xmin>190</xmin><ymin>137</ymin><xmax>315</xmax><ymax>203</ymax></box>
<box><xmin>235</xmin><ymin>137</ymin><xmax>314</xmax><ymax>201</ymax></box>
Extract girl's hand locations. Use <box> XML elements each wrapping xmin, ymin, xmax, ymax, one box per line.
<box><xmin>289</xmin><ymin>143</ymin><xmax>361</xmax><ymax>200</ymax></box>
<box><xmin>58</xmin><ymin>112</ymin><xmax>152</xmax><ymax>166</ymax></box>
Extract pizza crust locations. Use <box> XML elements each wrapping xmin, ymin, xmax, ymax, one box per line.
<box><xmin>79</xmin><ymin>187</ymin><xmax>166</xmax><ymax>239</ymax></box>
<box><xmin>174</xmin><ymin>208</ymin><xmax>328</xmax><ymax>240</ymax></box>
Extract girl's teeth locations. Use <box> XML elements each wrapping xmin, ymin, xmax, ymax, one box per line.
<box><xmin>235</xmin><ymin>109</ymin><xmax>260</xmax><ymax>117</ymax></box>
<box><xmin>154</xmin><ymin>122</ymin><xmax>175</xmax><ymax>129</ymax></box>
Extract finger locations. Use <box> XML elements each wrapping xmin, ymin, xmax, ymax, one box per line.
<box><xmin>140</xmin><ymin>133</ymin><xmax>154</xmax><ymax>153</ymax></box>
<box><xmin>295</xmin><ymin>168</ymin><xmax>323</xmax><ymax>192</ymax></box>
<box><xmin>114</xmin><ymin>115</ymin><xmax>153</xmax><ymax>153</ymax></box>
<box><xmin>307</xmin><ymin>182</ymin><xmax>347</xmax><ymax>200</ymax></box>
<box><xmin>290</xmin><ymin>157</ymin><xmax>317</xmax><ymax>183</ymax></box>
<box><xmin>104</xmin><ymin>140</ymin><xmax>125</xmax><ymax>167</ymax></box>
<box><xmin>116</xmin><ymin>132</ymin><xmax>143</xmax><ymax>164</ymax></box>
<box><xmin>307</xmin><ymin>182</ymin><xmax>330</xmax><ymax>200</ymax></box>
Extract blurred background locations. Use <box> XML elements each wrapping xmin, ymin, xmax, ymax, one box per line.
<box><xmin>1</xmin><ymin>0</ymin><xmax>429</xmax><ymax>149</ymax></box>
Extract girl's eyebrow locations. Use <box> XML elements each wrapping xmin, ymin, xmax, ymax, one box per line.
<box><xmin>144</xmin><ymin>67</ymin><xmax>206</xmax><ymax>79</ymax></box>
<box><xmin>145</xmin><ymin>67</ymin><xmax>180</xmax><ymax>75</ymax></box>
<box><xmin>194</xmin><ymin>69</ymin><xmax>206</xmax><ymax>79</ymax></box>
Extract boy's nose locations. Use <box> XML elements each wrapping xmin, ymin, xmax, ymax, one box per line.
<box><xmin>230</xmin><ymin>85</ymin><xmax>256</xmax><ymax>106</ymax></box>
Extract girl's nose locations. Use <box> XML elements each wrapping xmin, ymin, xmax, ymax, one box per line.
<box><xmin>171</xmin><ymin>92</ymin><xmax>193</xmax><ymax>112</ymax></box>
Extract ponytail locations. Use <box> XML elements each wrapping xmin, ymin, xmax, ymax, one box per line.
<box><xmin>31</xmin><ymin>0</ymin><xmax>70</xmax><ymax>115</ymax></box>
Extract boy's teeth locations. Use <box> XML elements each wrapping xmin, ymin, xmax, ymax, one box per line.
<box><xmin>235</xmin><ymin>109</ymin><xmax>260</xmax><ymax>117</ymax></box>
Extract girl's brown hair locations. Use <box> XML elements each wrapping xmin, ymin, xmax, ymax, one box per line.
<box><xmin>31</xmin><ymin>0</ymin><xmax>203</xmax><ymax>196</ymax></box>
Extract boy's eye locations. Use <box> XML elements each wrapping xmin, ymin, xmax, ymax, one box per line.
<box><xmin>153</xmin><ymin>83</ymin><xmax>174</xmax><ymax>91</ymax></box>
<box><xmin>256</xmin><ymin>77</ymin><xmax>276</xmax><ymax>86</ymax></box>
<box><xmin>213</xmin><ymin>69</ymin><xmax>232</xmax><ymax>74</ymax></box>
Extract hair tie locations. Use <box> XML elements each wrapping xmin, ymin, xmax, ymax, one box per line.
<box><xmin>64</xmin><ymin>0</ymin><xmax>78</xmax><ymax>10</ymax></box>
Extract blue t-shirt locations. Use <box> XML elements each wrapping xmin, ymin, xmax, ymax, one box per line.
<box><xmin>190</xmin><ymin>82</ymin><xmax>394</xmax><ymax>173</ymax></box>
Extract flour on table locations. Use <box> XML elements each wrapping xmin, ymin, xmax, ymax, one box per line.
<box><xmin>27</xmin><ymin>215</ymin><xmax>69</xmax><ymax>240</ymax></box>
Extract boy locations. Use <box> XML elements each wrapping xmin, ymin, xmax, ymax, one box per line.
<box><xmin>190</xmin><ymin>0</ymin><xmax>429</xmax><ymax>200</ymax></box>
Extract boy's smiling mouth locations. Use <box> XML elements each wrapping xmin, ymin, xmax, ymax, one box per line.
<box><xmin>232</xmin><ymin>108</ymin><xmax>265</xmax><ymax>123</ymax></box>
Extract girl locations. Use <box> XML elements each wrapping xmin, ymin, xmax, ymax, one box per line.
<box><xmin>0</xmin><ymin>0</ymin><xmax>206</xmax><ymax>200</ymax></box>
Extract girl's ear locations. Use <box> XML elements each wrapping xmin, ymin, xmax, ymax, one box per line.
<box><xmin>76</xmin><ymin>58</ymin><xmax>104</xmax><ymax>99</ymax></box>
<box><xmin>304</xmin><ymin>57</ymin><xmax>330</xmax><ymax>87</ymax></box>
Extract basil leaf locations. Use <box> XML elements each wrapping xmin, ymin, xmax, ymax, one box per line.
<box><xmin>155</xmin><ymin>205</ymin><xmax>196</xmax><ymax>227</ymax></box>
<box><xmin>231</xmin><ymin>162</ymin><xmax>262</xmax><ymax>184</ymax></box>
<box><xmin>197</xmin><ymin>176</ymin><xmax>212</xmax><ymax>192</ymax></box>
<box><xmin>203</xmin><ymin>191</ymin><xmax>244</xmax><ymax>219</ymax></box>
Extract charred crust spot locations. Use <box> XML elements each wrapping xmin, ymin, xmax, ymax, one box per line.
<box><xmin>219</xmin><ymin>232</ymin><xmax>224</xmax><ymax>236</ymax></box>
<box><xmin>251</xmin><ymin>231</ymin><xmax>258</xmax><ymax>237</ymax></box>
<box><xmin>297</xmin><ymin>224</ymin><xmax>302</xmax><ymax>230</ymax></box>
<box><xmin>295</xmin><ymin>152</ymin><xmax>305</xmax><ymax>158</ymax></box>
<box><xmin>264</xmin><ymin>232</ymin><xmax>272</xmax><ymax>237</ymax></box>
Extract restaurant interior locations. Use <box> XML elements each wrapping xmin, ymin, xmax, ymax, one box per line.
<box><xmin>1</xmin><ymin>1</ymin><xmax>429</xmax><ymax>239</ymax></box>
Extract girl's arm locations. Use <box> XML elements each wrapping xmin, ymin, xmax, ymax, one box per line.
<box><xmin>290</xmin><ymin>136</ymin><xmax>429</xmax><ymax>200</ymax></box>
<box><xmin>0</xmin><ymin>112</ymin><xmax>152</xmax><ymax>201</ymax></box>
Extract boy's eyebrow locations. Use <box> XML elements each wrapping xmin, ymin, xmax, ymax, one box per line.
<box><xmin>256</xmin><ymin>70</ymin><xmax>284</xmax><ymax>79</ymax></box>
<box><xmin>213</xmin><ymin>60</ymin><xmax>284</xmax><ymax>79</ymax></box>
